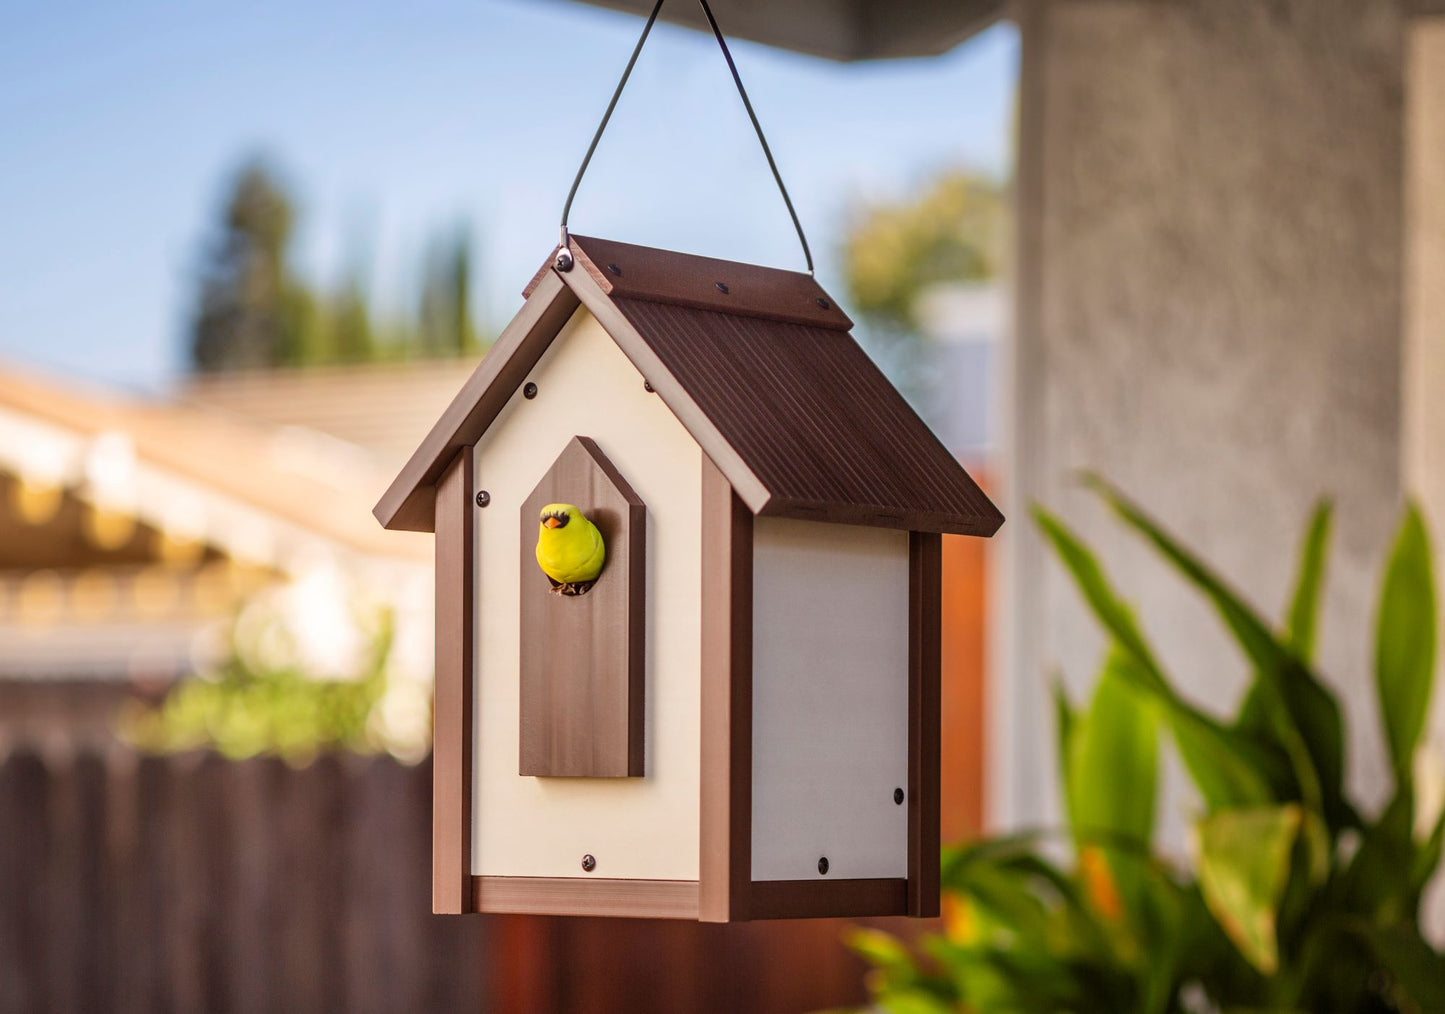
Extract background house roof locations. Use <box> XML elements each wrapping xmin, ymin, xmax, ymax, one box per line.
<box><xmin>0</xmin><ymin>363</ymin><xmax>431</xmax><ymax>569</ymax></box>
<box><xmin>182</xmin><ymin>361</ymin><xmax>478</xmax><ymax>475</ymax></box>
<box><xmin>0</xmin><ymin>362</ymin><xmax>442</xmax><ymax>681</ymax></box>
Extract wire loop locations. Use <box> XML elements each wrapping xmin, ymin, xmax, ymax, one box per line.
<box><xmin>558</xmin><ymin>0</ymin><xmax>814</xmax><ymax>275</ymax></box>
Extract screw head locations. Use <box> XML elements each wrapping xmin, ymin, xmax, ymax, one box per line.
<box><xmin>894</xmin><ymin>787</ymin><xmax>905</xmax><ymax>805</ymax></box>
<box><xmin>643</xmin><ymin>380</ymin><xmax>654</xmax><ymax>393</ymax></box>
<box><xmin>715</xmin><ymin>281</ymin><xmax>730</xmax><ymax>294</ymax></box>
<box><xmin>581</xmin><ymin>854</ymin><xmax>597</xmax><ymax>873</ymax></box>
<box><xmin>475</xmin><ymin>490</ymin><xmax>490</xmax><ymax>508</ymax></box>
<box><xmin>817</xmin><ymin>857</ymin><xmax>830</xmax><ymax>876</ymax></box>
<box><xmin>555</xmin><ymin>248</ymin><xmax>574</xmax><ymax>272</ymax></box>
<box><xmin>607</xmin><ymin>263</ymin><xmax>623</xmax><ymax>276</ymax></box>
<box><xmin>816</xmin><ymin>297</ymin><xmax>831</xmax><ymax>310</ymax></box>
<box><xmin>523</xmin><ymin>382</ymin><xmax>538</xmax><ymax>400</ymax></box>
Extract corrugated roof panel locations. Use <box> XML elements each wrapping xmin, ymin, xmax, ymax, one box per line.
<box><xmin>612</xmin><ymin>297</ymin><xmax>1002</xmax><ymax>536</ymax></box>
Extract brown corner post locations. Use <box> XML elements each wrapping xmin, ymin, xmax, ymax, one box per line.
<box><xmin>908</xmin><ymin>531</ymin><xmax>942</xmax><ymax>917</ymax></box>
<box><xmin>433</xmin><ymin>449</ymin><xmax>475</xmax><ymax>914</ymax></box>
<box><xmin>699</xmin><ymin>456</ymin><xmax>753</xmax><ymax>923</ymax></box>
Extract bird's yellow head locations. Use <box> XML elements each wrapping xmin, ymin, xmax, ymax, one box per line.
<box><xmin>538</xmin><ymin>503</ymin><xmax>586</xmax><ymax>532</ymax></box>
<box><xmin>535</xmin><ymin>503</ymin><xmax>606</xmax><ymax>593</ymax></box>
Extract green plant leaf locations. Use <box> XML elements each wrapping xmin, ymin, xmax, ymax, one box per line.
<box><xmin>1034</xmin><ymin>505</ymin><xmax>1281</xmax><ymax>810</ymax></box>
<box><xmin>1410</xmin><ymin>806</ymin><xmax>1445</xmax><ymax>899</ymax></box>
<box><xmin>1356</xmin><ymin>923</ymin><xmax>1445</xmax><ymax>1014</ymax></box>
<box><xmin>848</xmin><ymin>927</ymin><xmax>919</xmax><ymax>979</ymax></box>
<box><xmin>1196</xmin><ymin>805</ymin><xmax>1303</xmax><ymax>975</ymax></box>
<box><xmin>1340</xmin><ymin>787</ymin><xmax>1418</xmax><ymax>925</ymax></box>
<box><xmin>1375</xmin><ymin>504</ymin><xmax>1437</xmax><ymax>779</ymax></box>
<box><xmin>1053</xmin><ymin>676</ymin><xmax>1078</xmax><ymax>791</ymax></box>
<box><xmin>1067</xmin><ymin>648</ymin><xmax>1158</xmax><ymax>847</ymax></box>
<box><xmin>1285</xmin><ymin>501</ymin><xmax>1333</xmax><ymax>665</ymax></box>
<box><xmin>1082</xmin><ymin>476</ymin><xmax>1347</xmax><ymax>829</ymax></box>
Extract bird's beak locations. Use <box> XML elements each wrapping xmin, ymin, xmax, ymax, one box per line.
<box><xmin>544</xmin><ymin>517</ymin><xmax>562</xmax><ymax>529</ymax></box>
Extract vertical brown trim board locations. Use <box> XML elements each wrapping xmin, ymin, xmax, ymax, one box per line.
<box><xmin>908</xmin><ymin>532</ymin><xmax>943</xmax><ymax>918</ymax></box>
<box><xmin>433</xmin><ymin>449</ymin><xmax>475</xmax><ymax>914</ymax></box>
<box><xmin>518</xmin><ymin>436</ymin><xmax>647</xmax><ymax>777</ymax></box>
<box><xmin>699</xmin><ymin>456</ymin><xmax>753</xmax><ymax>922</ymax></box>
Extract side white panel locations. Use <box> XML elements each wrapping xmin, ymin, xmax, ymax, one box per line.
<box><xmin>751</xmin><ymin>517</ymin><xmax>910</xmax><ymax>881</ymax></box>
<box><xmin>472</xmin><ymin>306</ymin><xmax>702</xmax><ymax>881</ymax></box>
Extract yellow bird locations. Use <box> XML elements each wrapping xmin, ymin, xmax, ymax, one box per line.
<box><xmin>534</xmin><ymin>503</ymin><xmax>606</xmax><ymax>595</ymax></box>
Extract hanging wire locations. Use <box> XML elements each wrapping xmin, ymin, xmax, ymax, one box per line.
<box><xmin>557</xmin><ymin>0</ymin><xmax>664</xmax><ymax>268</ymax></box>
<box><xmin>557</xmin><ymin>0</ymin><xmax>814</xmax><ymax>275</ymax></box>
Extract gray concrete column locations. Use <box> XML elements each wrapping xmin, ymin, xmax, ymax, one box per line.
<box><xmin>998</xmin><ymin>0</ymin><xmax>1408</xmax><ymax>844</ymax></box>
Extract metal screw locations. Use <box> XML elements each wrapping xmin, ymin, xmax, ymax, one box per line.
<box><xmin>475</xmin><ymin>490</ymin><xmax>490</xmax><ymax>508</ymax></box>
<box><xmin>894</xmin><ymin>788</ymin><xmax>905</xmax><ymax>805</ymax></box>
<box><xmin>607</xmin><ymin>263</ymin><xmax>623</xmax><ymax>276</ymax></box>
<box><xmin>555</xmin><ymin>248</ymin><xmax>574</xmax><ymax>272</ymax></box>
<box><xmin>816</xmin><ymin>297</ymin><xmax>831</xmax><ymax>310</ymax></box>
<box><xmin>817</xmin><ymin>857</ymin><xmax>829</xmax><ymax>876</ymax></box>
<box><xmin>715</xmin><ymin>281</ymin><xmax>730</xmax><ymax>294</ymax></box>
<box><xmin>581</xmin><ymin>854</ymin><xmax>597</xmax><ymax>873</ymax></box>
<box><xmin>523</xmin><ymin>382</ymin><xmax>538</xmax><ymax>400</ymax></box>
<box><xmin>644</xmin><ymin>380</ymin><xmax>654</xmax><ymax>393</ymax></box>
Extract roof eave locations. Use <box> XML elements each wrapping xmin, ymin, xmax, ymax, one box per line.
<box><xmin>373</xmin><ymin>270</ymin><xmax>581</xmax><ymax>532</ymax></box>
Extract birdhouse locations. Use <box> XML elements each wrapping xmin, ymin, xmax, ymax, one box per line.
<box><xmin>374</xmin><ymin>236</ymin><xmax>1003</xmax><ymax>922</ymax></box>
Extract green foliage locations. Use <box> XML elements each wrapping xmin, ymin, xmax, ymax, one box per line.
<box><xmin>840</xmin><ymin>170</ymin><xmax>1004</xmax><ymax>400</ymax></box>
<box><xmin>853</xmin><ymin>483</ymin><xmax>1445</xmax><ymax>1014</ymax></box>
<box><xmin>123</xmin><ymin>604</ymin><xmax>396</xmax><ymax>764</ymax></box>
<box><xmin>1377</xmin><ymin>507</ymin><xmax>1437</xmax><ymax>781</ymax></box>
<box><xmin>842</xmin><ymin>171</ymin><xmax>1003</xmax><ymax>333</ymax></box>
<box><xmin>190</xmin><ymin>156</ymin><xmax>483</xmax><ymax>372</ymax></box>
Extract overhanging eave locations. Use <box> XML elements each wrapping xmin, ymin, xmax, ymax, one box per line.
<box><xmin>568</xmin><ymin>0</ymin><xmax>1008</xmax><ymax>61</ymax></box>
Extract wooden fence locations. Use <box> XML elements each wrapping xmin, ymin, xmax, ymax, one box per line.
<box><xmin>0</xmin><ymin>749</ymin><xmax>879</xmax><ymax>1014</ymax></box>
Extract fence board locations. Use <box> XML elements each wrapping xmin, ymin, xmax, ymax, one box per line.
<box><xmin>0</xmin><ymin>749</ymin><xmax>877</xmax><ymax>1013</ymax></box>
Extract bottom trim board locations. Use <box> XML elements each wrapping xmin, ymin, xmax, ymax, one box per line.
<box><xmin>470</xmin><ymin>877</ymin><xmax>699</xmax><ymax>919</ymax></box>
<box><xmin>468</xmin><ymin>876</ymin><xmax>910</xmax><ymax>921</ymax></box>
<box><xmin>747</xmin><ymin>878</ymin><xmax>909</xmax><ymax>920</ymax></box>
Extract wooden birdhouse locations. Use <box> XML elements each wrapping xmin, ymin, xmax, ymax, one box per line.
<box><xmin>374</xmin><ymin>236</ymin><xmax>1003</xmax><ymax>922</ymax></box>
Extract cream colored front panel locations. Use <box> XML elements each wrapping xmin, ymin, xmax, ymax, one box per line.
<box><xmin>751</xmin><ymin>517</ymin><xmax>911</xmax><ymax>881</ymax></box>
<box><xmin>472</xmin><ymin>306</ymin><xmax>702</xmax><ymax>880</ymax></box>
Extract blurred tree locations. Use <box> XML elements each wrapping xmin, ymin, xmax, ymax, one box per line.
<box><xmin>328</xmin><ymin>277</ymin><xmax>376</xmax><ymax>364</ymax></box>
<box><xmin>190</xmin><ymin>159</ymin><xmax>315</xmax><ymax>372</ymax></box>
<box><xmin>842</xmin><ymin>169</ymin><xmax>1004</xmax><ymax>334</ymax></box>
<box><xmin>418</xmin><ymin>227</ymin><xmax>480</xmax><ymax>357</ymax></box>
<box><xmin>189</xmin><ymin>158</ymin><xmax>483</xmax><ymax>371</ymax></box>
<box><xmin>841</xmin><ymin>169</ymin><xmax>1005</xmax><ymax>407</ymax></box>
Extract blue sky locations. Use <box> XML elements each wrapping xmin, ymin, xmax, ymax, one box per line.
<box><xmin>0</xmin><ymin>0</ymin><xmax>1016</xmax><ymax>391</ymax></box>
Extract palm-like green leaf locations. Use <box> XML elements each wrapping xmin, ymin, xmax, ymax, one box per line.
<box><xmin>1034</xmin><ymin>505</ymin><xmax>1281</xmax><ymax>809</ymax></box>
<box><xmin>1196</xmin><ymin>805</ymin><xmax>1304</xmax><ymax>975</ymax></box>
<box><xmin>1065</xmin><ymin>648</ymin><xmax>1158</xmax><ymax>848</ymax></box>
<box><xmin>1081</xmin><ymin>476</ymin><xmax>1347</xmax><ymax>829</ymax></box>
<box><xmin>1375</xmin><ymin>505</ymin><xmax>1437</xmax><ymax>780</ymax></box>
<box><xmin>1285</xmin><ymin>502</ymin><xmax>1333</xmax><ymax>665</ymax></box>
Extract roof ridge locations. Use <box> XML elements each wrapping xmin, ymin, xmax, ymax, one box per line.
<box><xmin>524</xmin><ymin>235</ymin><xmax>852</xmax><ymax>332</ymax></box>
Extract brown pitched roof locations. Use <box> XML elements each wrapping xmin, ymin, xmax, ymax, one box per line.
<box><xmin>375</xmin><ymin>236</ymin><xmax>1003</xmax><ymax>538</ymax></box>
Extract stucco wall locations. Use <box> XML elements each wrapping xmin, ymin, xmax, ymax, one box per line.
<box><xmin>1002</xmin><ymin>0</ymin><xmax>1410</xmax><ymax>850</ymax></box>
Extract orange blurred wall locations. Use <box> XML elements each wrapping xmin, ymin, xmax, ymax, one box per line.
<box><xmin>939</xmin><ymin>471</ymin><xmax>992</xmax><ymax>843</ymax></box>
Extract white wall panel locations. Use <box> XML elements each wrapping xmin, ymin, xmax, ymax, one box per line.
<box><xmin>471</xmin><ymin>307</ymin><xmax>702</xmax><ymax>880</ymax></box>
<box><xmin>751</xmin><ymin>517</ymin><xmax>910</xmax><ymax>881</ymax></box>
